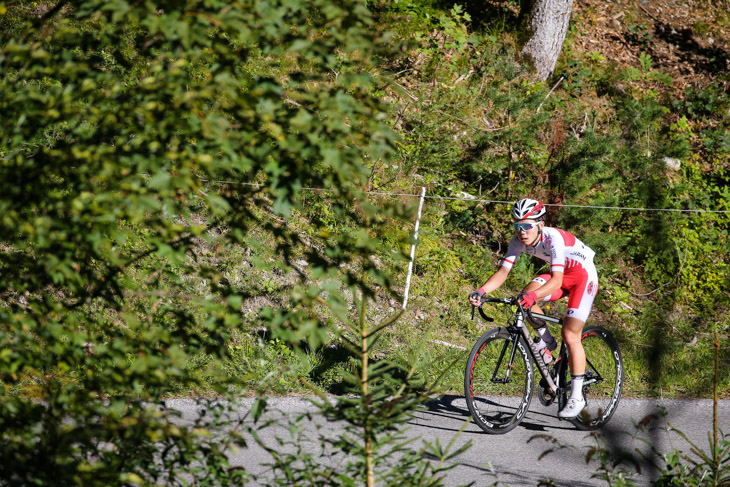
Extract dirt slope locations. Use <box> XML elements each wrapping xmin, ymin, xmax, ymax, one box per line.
<box><xmin>572</xmin><ymin>0</ymin><xmax>729</xmax><ymax>92</ymax></box>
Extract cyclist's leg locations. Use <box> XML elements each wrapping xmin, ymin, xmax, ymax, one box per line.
<box><xmin>561</xmin><ymin>264</ymin><xmax>598</xmax><ymax>370</ymax></box>
<box><xmin>559</xmin><ymin>315</ymin><xmax>587</xmax><ymax>418</ymax></box>
<box><xmin>524</xmin><ymin>275</ymin><xmax>566</xmax><ymax>361</ymax></box>
<box><xmin>562</xmin><ymin>316</ymin><xmax>586</xmax><ymax>375</ymax></box>
<box><xmin>559</xmin><ymin>265</ymin><xmax>599</xmax><ymax>417</ymax></box>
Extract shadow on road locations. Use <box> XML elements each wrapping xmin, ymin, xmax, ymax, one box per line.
<box><xmin>413</xmin><ymin>394</ymin><xmax>582</xmax><ymax>434</ymax></box>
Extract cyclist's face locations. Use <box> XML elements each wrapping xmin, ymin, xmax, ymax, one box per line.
<box><xmin>514</xmin><ymin>219</ymin><xmax>541</xmax><ymax>244</ymax></box>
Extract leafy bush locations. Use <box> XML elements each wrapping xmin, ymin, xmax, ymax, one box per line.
<box><xmin>0</xmin><ymin>0</ymin><xmax>408</xmax><ymax>483</ymax></box>
<box><xmin>657</xmin><ymin>428</ymin><xmax>730</xmax><ymax>486</ymax></box>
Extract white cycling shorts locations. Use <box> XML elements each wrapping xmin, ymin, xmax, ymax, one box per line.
<box><xmin>531</xmin><ymin>264</ymin><xmax>599</xmax><ymax>323</ymax></box>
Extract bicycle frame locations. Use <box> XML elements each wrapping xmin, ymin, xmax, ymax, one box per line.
<box><xmin>476</xmin><ymin>299</ymin><xmax>562</xmax><ymax>394</ymax></box>
<box><xmin>513</xmin><ymin>309</ymin><xmax>561</xmax><ymax>393</ymax></box>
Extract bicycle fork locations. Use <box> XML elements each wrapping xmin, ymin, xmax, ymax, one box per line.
<box><xmin>515</xmin><ymin>313</ymin><xmax>559</xmax><ymax>393</ymax></box>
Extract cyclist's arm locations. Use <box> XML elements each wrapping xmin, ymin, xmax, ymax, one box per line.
<box><xmin>532</xmin><ymin>269</ymin><xmax>563</xmax><ymax>301</ymax></box>
<box><xmin>477</xmin><ymin>266</ymin><xmax>510</xmax><ymax>295</ymax></box>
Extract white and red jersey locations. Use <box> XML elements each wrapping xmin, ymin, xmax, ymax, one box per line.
<box><xmin>501</xmin><ymin>226</ymin><xmax>595</xmax><ymax>274</ymax></box>
<box><xmin>500</xmin><ymin>226</ymin><xmax>598</xmax><ymax>322</ymax></box>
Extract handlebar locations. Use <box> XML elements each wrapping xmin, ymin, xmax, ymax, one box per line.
<box><xmin>480</xmin><ymin>297</ymin><xmax>516</xmax><ymax>305</ymax></box>
<box><xmin>472</xmin><ymin>295</ymin><xmax>563</xmax><ymax>325</ymax></box>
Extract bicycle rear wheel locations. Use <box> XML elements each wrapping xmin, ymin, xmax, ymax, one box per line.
<box><xmin>565</xmin><ymin>325</ymin><xmax>623</xmax><ymax>430</ymax></box>
<box><xmin>465</xmin><ymin>328</ymin><xmax>534</xmax><ymax>434</ymax></box>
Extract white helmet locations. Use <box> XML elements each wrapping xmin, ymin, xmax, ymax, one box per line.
<box><xmin>512</xmin><ymin>198</ymin><xmax>546</xmax><ymax>221</ymax></box>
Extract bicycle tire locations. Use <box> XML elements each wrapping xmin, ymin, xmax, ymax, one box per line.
<box><xmin>465</xmin><ymin>327</ymin><xmax>534</xmax><ymax>434</ymax></box>
<box><xmin>561</xmin><ymin>325</ymin><xmax>624</xmax><ymax>430</ymax></box>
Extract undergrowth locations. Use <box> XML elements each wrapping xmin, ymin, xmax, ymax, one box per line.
<box><xmin>206</xmin><ymin>0</ymin><xmax>730</xmax><ymax>400</ymax></box>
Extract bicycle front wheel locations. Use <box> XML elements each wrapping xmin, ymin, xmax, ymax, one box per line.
<box><xmin>567</xmin><ymin>325</ymin><xmax>624</xmax><ymax>430</ymax></box>
<box><xmin>465</xmin><ymin>328</ymin><xmax>534</xmax><ymax>434</ymax></box>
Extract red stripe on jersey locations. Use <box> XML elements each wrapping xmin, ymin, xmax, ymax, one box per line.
<box><xmin>566</xmin><ymin>258</ymin><xmax>585</xmax><ymax>270</ymax></box>
<box><xmin>556</xmin><ymin>228</ymin><xmax>576</xmax><ymax>246</ymax></box>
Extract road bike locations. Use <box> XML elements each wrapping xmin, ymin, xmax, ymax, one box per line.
<box><xmin>464</xmin><ymin>297</ymin><xmax>623</xmax><ymax>434</ymax></box>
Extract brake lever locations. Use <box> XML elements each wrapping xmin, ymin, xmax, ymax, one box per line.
<box><xmin>477</xmin><ymin>305</ymin><xmax>494</xmax><ymax>322</ymax></box>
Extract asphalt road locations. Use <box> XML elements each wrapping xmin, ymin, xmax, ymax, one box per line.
<box><xmin>166</xmin><ymin>395</ymin><xmax>729</xmax><ymax>486</ymax></box>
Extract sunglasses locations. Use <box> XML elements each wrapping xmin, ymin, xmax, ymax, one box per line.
<box><xmin>513</xmin><ymin>222</ymin><xmax>538</xmax><ymax>232</ymax></box>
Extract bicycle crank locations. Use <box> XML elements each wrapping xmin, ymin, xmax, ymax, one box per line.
<box><xmin>537</xmin><ymin>377</ymin><xmax>556</xmax><ymax>406</ymax></box>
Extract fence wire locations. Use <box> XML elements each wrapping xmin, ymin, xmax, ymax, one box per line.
<box><xmin>197</xmin><ymin>179</ymin><xmax>730</xmax><ymax>214</ymax></box>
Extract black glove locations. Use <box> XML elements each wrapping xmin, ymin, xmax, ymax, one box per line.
<box><xmin>468</xmin><ymin>290</ymin><xmax>485</xmax><ymax>303</ymax></box>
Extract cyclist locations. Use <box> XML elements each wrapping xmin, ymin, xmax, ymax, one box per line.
<box><xmin>468</xmin><ymin>198</ymin><xmax>599</xmax><ymax>419</ymax></box>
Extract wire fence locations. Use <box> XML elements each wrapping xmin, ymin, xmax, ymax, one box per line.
<box><xmin>198</xmin><ymin>179</ymin><xmax>730</xmax><ymax>214</ymax></box>
<box><xmin>196</xmin><ymin>178</ymin><xmax>730</xmax><ymax>353</ymax></box>
<box><xmin>196</xmin><ymin>178</ymin><xmax>729</xmax><ymax>316</ymax></box>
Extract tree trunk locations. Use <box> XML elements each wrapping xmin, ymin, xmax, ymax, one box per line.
<box><xmin>520</xmin><ymin>0</ymin><xmax>574</xmax><ymax>81</ymax></box>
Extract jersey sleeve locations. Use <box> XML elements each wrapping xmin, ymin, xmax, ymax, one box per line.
<box><xmin>501</xmin><ymin>235</ymin><xmax>523</xmax><ymax>270</ymax></box>
<box><xmin>546</xmin><ymin>228</ymin><xmax>567</xmax><ymax>273</ymax></box>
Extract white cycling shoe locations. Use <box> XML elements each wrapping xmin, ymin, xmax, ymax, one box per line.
<box><xmin>558</xmin><ymin>397</ymin><xmax>586</xmax><ymax>418</ymax></box>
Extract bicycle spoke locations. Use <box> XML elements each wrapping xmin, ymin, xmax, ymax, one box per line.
<box><xmin>465</xmin><ymin>329</ymin><xmax>534</xmax><ymax>434</ymax></box>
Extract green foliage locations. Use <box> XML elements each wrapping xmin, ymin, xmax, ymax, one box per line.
<box><xmin>627</xmin><ymin>22</ymin><xmax>653</xmax><ymax>47</ymax></box>
<box><xmin>252</xmin><ymin>295</ymin><xmax>470</xmax><ymax>486</ymax></box>
<box><xmin>675</xmin><ymin>82</ymin><xmax>730</xmax><ymax>121</ymax></box>
<box><xmin>657</xmin><ymin>429</ymin><xmax>730</xmax><ymax>486</ymax></box>
<box><xmin>411</xmin><ymin>5</ymin><xmax>474</xmax><ymax>76</ymax></box>
<box><xmin>1</xmin><ymin>0</ymin><xmax>729</xmax><ymax>482</ymax></box>
<box><xmin>415</xmin><ymin>234</ymin><xmax>462</xmax><ymax>276</ymax></box>
<box><xmin>0</xmin><ymin>0</ymin><xmax>408</xmax><ymax>483</ymax></box>
<box><xmin>364</xmin><ymin>0</ymin><xmax>730</xmax><ymax>401</ymax></box>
